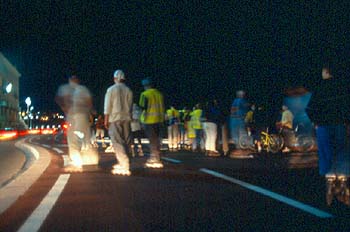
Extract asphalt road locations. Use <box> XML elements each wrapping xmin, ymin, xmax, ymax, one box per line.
<box><xmin>0</xmin><ymin>135</ymin><xmax>349</xmax><ymax>231</ymax></box>
<box><xmin>0</xmin><ymin>139</ymin><xmax>26</xmax><ymax>187</ymax></box>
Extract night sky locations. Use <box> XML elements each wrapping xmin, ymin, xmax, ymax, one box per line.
<box><xmin>1</xmin><ymin>1</ymin><xmax>349</xmax><ymax>114</ymax></box>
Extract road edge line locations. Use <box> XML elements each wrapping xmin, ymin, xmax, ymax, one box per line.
<box><xmin>0</xmin><ymin>138</ymin><xmax>52</xmax><ymax>214</ymax></box>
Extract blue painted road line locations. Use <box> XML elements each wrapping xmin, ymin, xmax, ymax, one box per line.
<box><xmin>161</xmin><ymin>157</ymin><xmax>182</xmax><ymax>164</ymax></box>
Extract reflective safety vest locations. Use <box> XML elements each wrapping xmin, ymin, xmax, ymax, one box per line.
<box><xmin>190</xmin><ymin>109</ymin><xmax>203</xmax><ymax>129</ymax></box>
<box><xmin>187</xmin><ymin>120</ymin><xmax>196</xmax><ymax>138</ymax></box>
<box><xmin>166</xmin><ymin>108</ymin><xmax>179</xmax><ymax>125</ymax></box>
<box><xmin>139</xmin><ymin>88</ymin><xmax>165</xmax><ymax>124</ymax></box>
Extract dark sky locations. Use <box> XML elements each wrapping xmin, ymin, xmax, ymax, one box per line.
<box><xmin>1</xmin><ymin>1</ymin><xmax>349</xmax><ymax>113</ymax></box>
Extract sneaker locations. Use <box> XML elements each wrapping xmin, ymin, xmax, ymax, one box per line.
<box><xmin>105</xmin><ymin>145</ymin><xmax>115</xmax><ymax>153</ymax></box>
<box><xmin>64</xmin><ymin>164</ymin><xmax>83</xmax><ymax>173</ymax></box>
<box><xmin>145</xmin><ymin>158</ymin><xmax>164</xmax><ymax>168</ymax></box>
<box><xmin>138</xmin><ymin>149</ymin><xmax>144</xmax><ymax>157</ymax></box>
<box><xmin>111</xmin><ymin>168</ymin><xmax>131</xmax><ymax>176</ymax></box>
<box><xmin>208</xmin><ymin>151</ymin><xmax>220</xmax><ymax>157</ymax></box>
<box><xmin>111</xmin><ymin>164</ymin><xmax>131</xmax><ymax>176</ymax></box>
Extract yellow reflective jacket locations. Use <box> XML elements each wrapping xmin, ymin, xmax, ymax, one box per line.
<box><xmin>190</xmin><ymin>109</ymin><xmax>203</xmax><ymax>129</ymax></box>
<box><xmin>139</xmin><ymin>88</ymin><xmax>164</xmax><ymax>124</ymax></box>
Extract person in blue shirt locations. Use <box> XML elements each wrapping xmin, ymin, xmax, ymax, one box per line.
<box><xmin>229</xmin><ymin>90</ymin><xmax>249</xmax><ymax>147</ymax></box>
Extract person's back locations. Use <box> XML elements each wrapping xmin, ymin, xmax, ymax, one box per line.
<box><xmin>72</xmin><ymin>84</ymin><xmax>92</xmax><ymax>115</ymax></box>
<box><xmin>140</xmin><ymin>88</ymin><xmax>164</xmax><ymax>124</ymax></box>
<box><xmin>308</xmin><ymin>77</ymin><xmax>348</xmax><ymax>126</ymax></box>
<box><xmin>105</xmin><ymin>82</ymin><xmax>132</xmax><ymax>122</ymax></box>
<box><xmin>139</xmin><ymin>78</ymin><xmax>165</xmax><ymax>168</ymax></box>
<box><xmin>191</xmin><ymin>108</ymin><xmax>203</xmax><ymax>129</ymax></box>
<box><xmin>104</xmin><ymin>70</ymin><xmax>133</xmax><ymax>176</ymax></box>
<box><xmin>231</xmin><ymin>97</ymin><xmax>249</xmax><ymax>118</ymax></box>
<box><xmin>166</xmin><ymin>107</ymin><xmax>179</xmax><ymax>125</ymax></box>
<box><xmin>281</xmin><ymin>108</ymin><xmax>294</xmax><ymax>129</ymax></box>
<box><xmin>56</xmin><ymin>83</ymin><xmax>75</xmax><ymax>116</ymax></box>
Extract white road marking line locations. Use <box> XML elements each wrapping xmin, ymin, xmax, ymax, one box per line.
<box><xmin>52</xmin><ymin>148</ymin><xmax>64</xmax><ymax>154</ymax></box>
<box><xmin>56</xmin><ymin>144</ymin><xmax>68</xmax><ymax>147</ymax></box>
<box><xmin>200</xmin><ymin>168</ymin><xmax>334</xmax><ymax>219</ymax></box>
<box><xmin>62</xmin><ymin>155</ymin><xmax>70</xmax><ymax>167</ymax></box>
<box><xmin>161</xmin><ymin>157</ymin><xmax>181</xmax><ymax>164</ymax></box>
<box><xmin>41</xmin><ymin>144</ymin><xmax>51</xmax><ymax>149</ymax></box>
<box><xmin>17</xmin><ymin>174</ymin><xmax>70</xmax><ymax>232</ymax></box>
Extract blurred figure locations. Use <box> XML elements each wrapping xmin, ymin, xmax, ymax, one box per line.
<box><xmin>139</xmin><ymin>78</ymin><xmax>165</xmax><ymax>168</ymax></box>
<box><xmin>245</xmin><ymin>103</ymin><xmax>256</xmax><ymax>134</ymax></box>
<box><xmin>230</xmin><ymin>90</ymin><xmax>249</xmax><ymax>147</ymax></box>
<box><xmin>95</xmin><ymin>115</ymin><xmax>107</xmax><ymax>148</ymax></box>
<box><xmin>166</xmin><ymin>105</ymin><xmax>180</xmax><ymax>151</ymax></box>
<box><xmin>276</xmin><ymin>105</ymin><xmax>294</xmax><ymax>152</ymax></box>
<box><xmin>178</xmin><ymin>107</ymin><xmax>191</xmax><ymax>149</ymax></box>
<box><xmin>55</xmin><ymin>75</ymin><xmax>98</xmax><ymax>171</ymax></box>
<box><xmin>276</xmin><ymin>105</ymin><xmax>294</xmax><ymax>130</ymax></box>
<box><xmin>186</xmin><ymin>108</ymin><xmax>196</xmax><ymax>150</ymax></box>
<box><xmin>202</xmin><ymin>100</ymin><xmax>221</xmax><ymax>156</ymax></box>
<box><xmin>131</xmin><ymin>103</ymin><xmax>144</xmax><ymax>157</ymax></box>
<box><xmin>90</xmin><ymin>113</ymin><xmax>97</xmax><ymax>147</ymax></box>
<box><xmin>190</xmin><ymin>103</ymin><xmax>204</xmax><ymax>152</ymax></box>
<box><xmin>308</xmin><ymin>65</ymin><xmax>349</xmax><ymax>176</ymax></box>
<box><xmin>104</xmin><ymin>70</ymin><xmax>133</xmax><ymax>176</ymax></box>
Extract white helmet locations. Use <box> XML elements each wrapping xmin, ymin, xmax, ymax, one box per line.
<box><xmin>114</xmin><ymin>70</ymin><xmax>125</xmax><ymax>81</ymax></box>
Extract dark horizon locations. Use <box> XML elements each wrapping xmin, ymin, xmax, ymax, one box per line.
<box><xmin>1</xmin><ymin>1</ymin><xmax>349</xmax><ymax>114</ymax></box>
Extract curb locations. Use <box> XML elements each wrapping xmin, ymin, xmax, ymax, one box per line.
<box><xmin>0</xmin><ymin>138</ymin><xmax>51</xmax><ymax>214</ymax></box>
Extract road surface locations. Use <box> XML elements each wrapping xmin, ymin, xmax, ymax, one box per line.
<box><xmin>0</xmin><ymin>135</ymin><xmax>349</xmax><ymax>231</ymax></box>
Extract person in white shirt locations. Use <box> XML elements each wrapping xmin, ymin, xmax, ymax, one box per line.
<box><xmin>56</xmin><ymin>75</ymin><xmax>98</xmax><ymax>171</ymax></box>
<box><xmin>104</xmin><ymin>70</ymin><xmax>133</xmax><ymax>175</ymax></box>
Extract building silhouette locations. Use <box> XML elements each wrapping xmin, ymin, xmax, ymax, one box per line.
<box><xmin>0</xmin><ymin>52</ymin><xmax>22</xmax><ymax>129</ymax></box>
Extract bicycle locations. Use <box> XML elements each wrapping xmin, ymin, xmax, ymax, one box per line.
<box><xmin>239</xmin><ymin>127</ymin><xmax>284</xmax><ymax>153</ymax></box>
<box><xmin>282</xmin><ymin>124</ymin><xmax>316</xmax><ymax>152</ymax></box>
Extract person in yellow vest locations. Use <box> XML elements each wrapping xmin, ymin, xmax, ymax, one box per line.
<box><xmin>139</xmin><ymin>78</ymin><xmax>165</xmax><ymax>168</ymax></box>
<box><xmin>166</xmin><ymin>106</ymin><xmax>180</xmax><ymax>151</ymax></box>
<box><xmin>190</xmin><ymin>103</ymin><xmax>204</xmax><ymax>152</ymax></box>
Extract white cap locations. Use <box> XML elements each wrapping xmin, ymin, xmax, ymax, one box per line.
<box><xmin>114</xmin><ymin>70</ymin><xmax>125</xmax><ymax>81</ymax></box>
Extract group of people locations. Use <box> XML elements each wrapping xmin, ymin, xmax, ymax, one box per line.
<box><xmin>165</xmin><ymin>100</ymin><xmax>228</xmax><ymax>156</ymax></box>
<box><xmin>56</xmin><ymin>65</ymin><xmax>349</xmax><ymax>181</ymax></box>
<box><xmin>55</xmin><ymin>70</ymin><xmax>298</xmax><ymax>175</ymax></box>
<box><xmin>56</xmin><ymin>70</ymin><xmax>166</xmax><ymax>175</ymax></box>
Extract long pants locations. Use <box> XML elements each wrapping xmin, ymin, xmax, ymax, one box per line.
<box><xmin>229</xmin><ymin>117</ymin><xmax>246</xmax><ymax>145</ymax></box>
<box><xmin>203</xmin><ymin>122</ymin><xmax>218</xmax><ymax>151</ymax></box>
<box><xmin>220</xmin><ymin>123</ymin><xmax>229</xmax><ymax>154</ymax></box>
<box><xmin>132</xmin><ymin>130</ymin><xmax>143</xmax><ymax>146</ymax></box>
<box><xmin>192</xmin><ymin>129</ymin><xmax>204</xmax><ymax>151</ymax></box>
<box><xmin>144</xmin><ymin>123</ymin><xmax>162</xmax><ymax>161</ymax></box>
<box><xmin>96</xmin><ymin>128</ymin><xmax>105</xmax><ymax>139</ymax></box>
<box><xmin>167</xmin><ymin>124</ymin><xmax>179</xmax><ymax>149</ymax></box>
<box><xmin>109</xmin><ymin>120</ymin><xmax>131</xmax><ymax>169</ymax></box>
<box><xmin>316</xmin><ymin>125</ymin><xmax>346</xmax><ymax>175</ymax></box>
<box><xmin>179</xmin><ymin>124</ymin><xmax>187</xmax><ymax>146</ymax></box>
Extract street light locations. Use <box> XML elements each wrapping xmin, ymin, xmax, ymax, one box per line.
<box><xmin>5</xmin><ymin>83</ymin><xmax>12</xmax><ymax>93</ymax></box>
<box><xmin>25</xmin><ymin>97</ymin><xmax>31</xmax><ymax>128</ymax></box>
<box><xmin>29</xmin><ymin>106</ymin><xmax>34</xmax><ymax>128</ymax></box>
